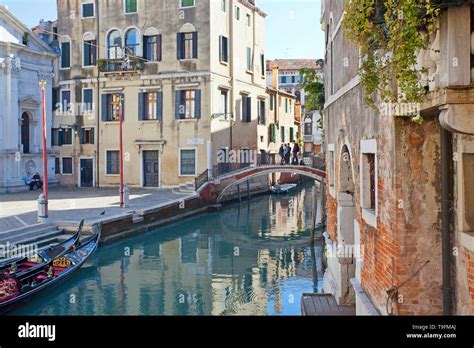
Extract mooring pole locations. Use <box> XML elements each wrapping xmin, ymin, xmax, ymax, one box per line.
<box><xmin>237</xmin><ymin>184</ymin><xmax>241</xmax><ymax>202</ymax></box>
<box><xmin>310</xmin><ymin>184</ymin><xmax>318</xmax><ymax>245</ymax></box>
<box><xmin>246</xmin><ymin>180</ymin><xmax>250</xmax><ymax>201</ymax></box>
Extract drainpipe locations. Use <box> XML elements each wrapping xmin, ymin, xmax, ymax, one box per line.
<box><xmin>229</xmin><ymin>0</ymin><xmax>235</xmax><ymax>151</ymax></box>
<box><xmin>441</xmin><ymin>126</ymin><xmax>453</xmax><ymax>315</ymax></box>
<box><xmin>95</xmin><ymin>0</ymin><xmax>101</xmax><ymax>187</ymax></box>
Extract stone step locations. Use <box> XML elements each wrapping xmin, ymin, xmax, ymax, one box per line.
<box><xmin>0</xmin><ymin>226</ymin><xmax>61</xmax><ymax>245</ymax></box>
<box><xmin>0</xmin><ymin>223</ymin><xmax>56</xmax><ymax>240</ymax></box>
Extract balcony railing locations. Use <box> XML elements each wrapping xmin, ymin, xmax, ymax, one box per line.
<box><xmin>98</xmin><ymin>57</ymin><xmax>145</xmax><ymax>73</ymax></box>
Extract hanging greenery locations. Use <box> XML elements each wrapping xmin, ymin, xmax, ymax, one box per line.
<box><xmin>343</xmin><ymin>0</ymin><xmax>440</xmax><ymax>122</ymax></box>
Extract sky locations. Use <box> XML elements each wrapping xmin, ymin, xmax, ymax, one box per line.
<box><xmin>0</xmin><ymin>0</ymin><xmax>324</xmax><ymax>59</ymax></box>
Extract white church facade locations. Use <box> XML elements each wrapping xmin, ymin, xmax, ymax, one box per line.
<box><xmin>0</xmin><ymin>5</ymin><xmax>57</xmax><ymax>193</ymax></box>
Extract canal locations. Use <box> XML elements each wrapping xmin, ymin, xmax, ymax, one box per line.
<box><xmin>12</xmin><ymin>182</ymin><xmax>325</xmax><ymax>316</ymax></box>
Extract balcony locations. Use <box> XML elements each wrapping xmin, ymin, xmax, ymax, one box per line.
<box><xmin>98</xmin><ymin>57</ymin><xmax>145</xmax><ymax>74</ymax></box>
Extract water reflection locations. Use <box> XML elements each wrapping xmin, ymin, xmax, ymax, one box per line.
<box><xmin>11</xmin><ymin>183</ymin><xmax>324</xmax><ymax>316</ymax></box>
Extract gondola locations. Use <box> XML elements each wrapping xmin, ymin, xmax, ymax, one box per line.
<box><xmin>270</xmin><ymin>183</ymin><xmax>298</xmax><ymax>194</ymax></box>
<box><xmin>0</xmin><ymin>220</ymin><xmax>84</xmax><ymax>279</ymax></box>
<box><xmin>0</xmin><ymin>231</ymin><xmax>100</xmax><ymax>312</ymax></box>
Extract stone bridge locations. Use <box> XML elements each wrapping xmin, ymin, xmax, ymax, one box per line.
<box><xmin>198</xmin><ymin>165</ymin><xmax>326</xmax><ymax>203</ymax></box>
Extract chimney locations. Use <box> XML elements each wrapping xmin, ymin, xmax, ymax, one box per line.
<box><xmin>272</xmin><ymin>65</ymin><xmax>279</xmax><ymax>90</ymax></box>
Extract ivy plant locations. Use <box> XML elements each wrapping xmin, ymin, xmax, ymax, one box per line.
<box><xmin>343</xmin><ymin>0</ymin><xmax>440</xmax><ymax>123</ymax></box>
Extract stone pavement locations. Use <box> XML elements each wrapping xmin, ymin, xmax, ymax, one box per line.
<box><xmin>0</xmin><ymin>186</ymin><xmax>194</xmax><ymax>233</ymax></box>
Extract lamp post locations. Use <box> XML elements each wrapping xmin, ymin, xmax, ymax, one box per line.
<box><xmin>40</xmin><ymin>80</ymin><xmax>49</xmax><ymax>217</ymax></box>
<box><xmin>113</xmin><ymin>96</ymin><xmax>124</xmax><ymax>208</ymax></box>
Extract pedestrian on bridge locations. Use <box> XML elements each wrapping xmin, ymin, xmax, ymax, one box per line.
<box><xmin>285</xmin><ymin>144</ymin><xmax>291</xmax><ymax>165</ymax></box>
<box><xmin>279</xmin><ymin>145</ymin><xmax>285</xmax><ymax>165</ymax></box>
<box><xmin>292</xmin><ymin>141</ymin><xmax>300</xmax><ymax>165</ymax></box>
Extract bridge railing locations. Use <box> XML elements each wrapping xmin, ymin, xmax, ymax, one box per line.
<box><xmin>213</xmin><ymin>153</ymin><xmax>326</xmax><ymax>178</ymax></box>
<box><xmin>195</xmin><ymin>169</ymin><xmax>209</xmax><ymax>191</ymax></box>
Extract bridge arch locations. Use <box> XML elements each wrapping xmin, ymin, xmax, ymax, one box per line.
<box><xmin>215</xmin><ymin>165</ymin><xmax>325</xmax><ymax>203</ymax></box>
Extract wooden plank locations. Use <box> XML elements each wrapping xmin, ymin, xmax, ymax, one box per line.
<box><xmin>301</xmin><ymin>293</ymin><xmax>356</xmax><ymax>316</ymax></box>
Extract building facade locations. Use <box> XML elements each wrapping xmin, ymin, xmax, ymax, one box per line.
<box><xmin>321</xmin><ymin>0</ymin><xmax>474</xmax><ymax>315</ymax></box>
<box><xmin>266</xmin><ymin>58</ymin><xmax>324</xmax><ymax>157</ymax></box>
<box><xmin>0</xmin><ymin>5</ymin><xmax>57</xmax><ymax>193</ymax></box>
<box><xmin>53</xmin><ymin>0</ymin><xmax>266</xmax><ymax>188</ymax></box>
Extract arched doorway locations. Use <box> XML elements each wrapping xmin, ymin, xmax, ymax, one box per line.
<box><xmin>323</xmin><ymin>144</ymin><xmax>356</xmax><ymax>306</ymax></box>
<box><xmin>21</xmin><ymin>112</ymin><xmax>30</xmax><ymax>154</ymax></box>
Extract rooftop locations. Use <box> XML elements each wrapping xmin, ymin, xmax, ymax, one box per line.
<box><xmin>266</xmin><ymin>59</ymin><xmax>322</xmax><ymax>71</ymax></box>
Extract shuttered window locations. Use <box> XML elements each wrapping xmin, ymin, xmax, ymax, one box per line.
<box><xmin>143</xmin><ymin>35</ymin><xmax>162</xmax><ymax>61</ymax></box>
<box><xmin>83</xmin><ymin>40</ymin><xmax>97</xmax><ymax>66</ymax></box>
<box><xmin>139</xmin><ymin>92</ymin><xmax>163</xmax><ymax>121</ymax></box>
<box><xmin>101</xmin><ymin>94</ymin><xmax>125</xmax><ymax>122</ymax></box>
<box><xmin>242</xmin><ymin>96</ymin><xmax>251</xmax><ymax>122</ymax></box>
<box><xmin>125</xmin><ymin>0</ymin><xmax>137</xmax><ymax>13</ymax></box>
<box><xmin>62</xmin><ymin>158</ymin><xmax>73</xmax><ymax>175</ymax></box>
<box><xmin>61</xmin><ymin>42</ymin><xmax>71</xmax><ymax>68</ymax></box>
<box><xmin>219</xmin><ymin>35</ymin><xmax>228</xmax><ymax>63</ymax></box>
<box><xmin>175</xmin><ymin>90</ymin><xmax>201</xmax><ymax>119</ymax></box>
<box><xmin>177</xmin><ymin>32</ymin><xmax>198</xmax><ymax>60</ymax></box>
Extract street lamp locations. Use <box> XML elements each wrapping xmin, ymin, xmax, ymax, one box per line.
<box><xmin>112</xmin><ymin>95</ymin><xmax>124</xmax><ymax>208</ymax></box>
<box><xmin>40</xmin><ymin>80</ymin><xmax>49</xmax><ymax>217</ymax></box>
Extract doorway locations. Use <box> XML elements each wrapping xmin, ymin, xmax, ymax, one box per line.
<box><xmin>80</xmin><ymin>159</ymin><xmax>94</xmax><ymax>187</ymax></box>
<box><xmin>143</xmin><ymin>151</ymin><xmax>159</xmax><ymax>187</ymax></box>
<box><xmin>21</xmin><ymin>112</ymin><xmax>30</xmax><ymax>154</ymax></box>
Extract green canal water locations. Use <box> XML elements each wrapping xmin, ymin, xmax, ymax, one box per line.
<box><xmin>11</xmin><ymin>183</ymin><xmax>325</xmax><ymax>316</ymax></box>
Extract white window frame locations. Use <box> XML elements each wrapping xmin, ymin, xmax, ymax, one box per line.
<box><xmin>235</xmin><ymin>5</ymin><xmax>240</xmax><ymax>20</ymax></box>
<box><xmin>82</xmin><ymin>32</ymin><xmax>96</xmax><ymax>68</ymax></box>
<box><xmin>105</xmin><ymin>149</ymin><xmax>121</xmax><ymax>177</ymax></box>
<box><xmin>328</xmin><ymin>143</ymin><xmax>335</xmax><ymax>198</ymax></box>
<box><xmin>179</xmin><ymin>0</ymin><xmax>195</xmax><ymax>9</ymax></box>
<box><xmin>124</xmin><ymin>0</ymin><xmax>138</xmax><ymax>14</ymax></box>
<box><xmin>179</xmin><ymin>148</ymin><xmax>197</xmax><ymax>177</ymax></box>
<box><xmin>59</xmin><ymin>37</ymin><xmax>72</xmax><ymax>70</ymax></box>
<box><xmin>81</xmin><ymin>2</ymin><xmax>95</xmax><ymax>19</ymax></box>
<box><xmin>82</xmin><ymin>87</ymin><xmax>94</xmax><ymax>115</ymax></box>
<box><xmin>59</xmin><ymin>88</ymin><xmax>72</xmax><ymax>116</ymax></box>
<box><xmin>61</xmin><ymin>156</ymin><xmax>74</xmax><ymax>176</ymax></box>
<box><xmin>360</xmin><ymin>139</ymin><xmax>378</xmax><ymax>228</ymax></box>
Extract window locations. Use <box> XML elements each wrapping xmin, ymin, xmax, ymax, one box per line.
<box><xmin>102</xmin><ymin>94</ymin><xmax>124</xmax><ymax>122</ymax></box>
<box><xmin>52</xmin><ymin>129</ymin><xmax>67</xmax><ymax>146</ymax></box>
<box><xmin>106</xmin><ymin>151</ymin><xmax>120</xmax><ymax>175</ymax></box>
<box><xmin>219</xmin><ymin>35</ymin><xmax>228</xmax><ymax>63</ymax></box>
<box><xmin>270</xmin><ymin>95</ymin><xmax>274</xmax><ymax>111</ymax></box>
<box><xmin>143</xmin><ymin>34</ymin><xmax>162</xmax><ymax>61</ymax></box>
<box><xmin>80</xmin><ymin>128</ymin><xmax>94</xmax><ymax>145</ymax></box>
<box><xmin>82</xmin><ymin>88</ymin><xmax>93</xmax><ymax>113</ymax></box>
<box><xmin>180</xmin><ymin>149</ymin><xmax>197</xmax><ymax>176</ymax></box>
<box><xmin>125</xmin><ymin>0</ymin><xmax>137</xmax><ymax>13</ymax></box>
<box><xmin>328</xmin><ymin>144</ymin><xmax>335</xmax><ymax>190</ymax></box>
<box><xmin>175</xmin><ymin>90</ymin><xmax>201</xmax><ymax>119</ymax></box>
<box><xmin>61</xmin><ymin>128</ymin><xmax>73</xmax><ymax>145</ymax></box>
<box><xmin>62</xmin><ymin>158</ymin><xmax>73</xmax><ymax>175</ymax></box>
<box><xmin>180</xmin><ymin>0</ymin><xmax>195</xmax><ymax>7</ymax></box>
<box><xmin>221</xmin><ymin>0</ymin><xmax>226</xmax><ymax>12</ymax></box>
<box><xmin>139</xmin><ymin>92</ymin><xmax>163</xmax><ymax>121</ymax></box>
<box><xmin>246</xmin><ymin>14</ymin><xmax>251</xmax><ymax>26</ymax></box>
<box><xmin>177</xmin><ymin>32</ymin><xmax>197</xmax><ymax>60</ymax></box>
<box><xmin>60</xmin><ymin>41</ymin><xmax>71</xmax><ymax>68</ymax></box>
<box><xmin>82</xmin><ymin>3</ymin><xmax>94</xmax><ymax>18</ymax></box>
<box><xmin>285</xmin><ymin>98</ymin><xmax>288</xmax><ymax>113</ymax></box>
<box><xmin>235</xmin><ymin>6</ymin><xmax>240</xmax><ymax>20</ymax></box>
<box><xmin>125</xmin><ymin>29</ymin><xmax>139</xmax><ymax>56</ymax></box>
<box><xmin>281</xmin><ymin>126</ymin><xmax>286</xmax><ymax>143</ymax></box>
<box><xmin>281</xmin><ymin>76</ymin><xmax>287</xmax><ymax>84</ymax></box>
<box><xmin>290</xmin><ymin>128</ymin><xmax>295</xmax><ymax>142</ymax></box>
<box><xmin>269</xmin><ymin>124</ymin><xmax>276</xmax><ymax>143</ymax></box>
<box><xmin>108</xmin><ymin>30</ymin><xmax>123</xmax><ymax>60</ymax></box>
<box><xmin>220</xmin><ymin>89</ymin><xmax>228</xmax><ymax>119</ymax></box>
<box><xmin>246</xmin><ymin>47</ymin><xmax>252</xmax><ymax>70</ymax></box>
<box><xmin>258</xmin><ymin>100</ymin><xmax>266</xmax><ymax>125</ymax></box>
<box><xmin>260</xmin><ymin>54</ymin><xmax>265</xmax><ymax>76</ymax></box>
<box><xmin>55</xmin><ymin>158</ymin><xmax>60</xmax><ymax>175</ymax></box>
<box><xmin>83</xmin><ymin>37</ymin><xmax>97</xmax><ymax>66</ymax></box>
<box><xmin>60</xmin><ymin>90</ymin><xmax>71</xmax><ymax>114</ymax></box>
<box><xmin>242</xmin><ymin>95</ymin><xmax>251</xmax><ymax>122</ymax></box>
<box><xmin>360</xmin><ymin>139</ymin><xmax>377</xmax><ymax>227</ymax></box>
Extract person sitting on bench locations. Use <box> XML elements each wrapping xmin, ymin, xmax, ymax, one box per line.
<box><xmin>29</xmin><ymin>172</ymin><xmax>43</xmax><ymax>190</ymax></box>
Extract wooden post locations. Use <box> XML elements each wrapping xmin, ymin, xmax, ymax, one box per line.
<box><xmin>246</xmin><ymin>180</ymin><xmax>250</xmax><ymax>201</ymax></box>
<box><xmin>40</xmin><ymin>80</ymin><xmax>48</xmax><ymax>218</ymax></box>
<box><xmin>310</xmin><ymin>184</ymin><xmax>318</xmax><ymax>245</ymax></box>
